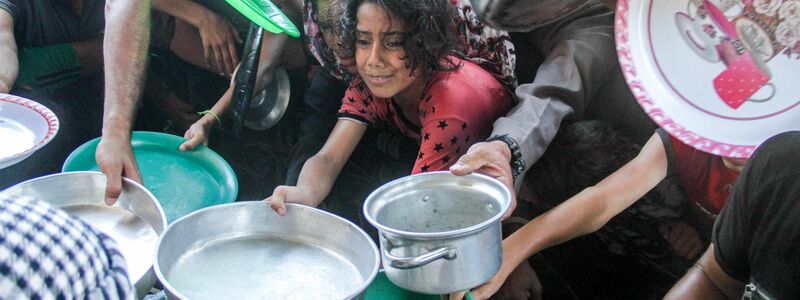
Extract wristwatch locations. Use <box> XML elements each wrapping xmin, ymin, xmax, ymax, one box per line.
<box><xmin>486</xmin><ymin>134</ymin><xmax>525</xmax><ymax>182</ymax></box>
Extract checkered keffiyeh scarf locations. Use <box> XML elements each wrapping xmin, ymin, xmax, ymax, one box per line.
<box><xmin>0</xmin><ymin>195</ymin><xmax>132</xmax><ymax>299</ymax></box>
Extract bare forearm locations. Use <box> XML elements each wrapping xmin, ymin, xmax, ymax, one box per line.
<box><xmin>295</xmin><ymin>153</ymin><xmax>347</xmax><ymax>205</ymax></box>
<box><xmin>103</xmin><ymin>0</ymin><xmax>151</xmax><ymax>137</ymax></box>
<box><xmin>503</xmin><ymin>134</ymin><xmax>669</xmax><ymax>271</ymax></box>
<box><xmin>152</xmin><ymin>0</ymin><xmax>210</xmax><ymax>28</ymax></box>
<box><xmin>502</xmin><ymin>187</ymin><xmax>620</xmax><ymax>268</ymax></box>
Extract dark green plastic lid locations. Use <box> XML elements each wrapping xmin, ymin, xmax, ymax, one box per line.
<box><xmin>62</xmin><ymin>131</ymin><xmax>238</xmax><ymax>223</ymax></box>
<box><xmin>225</xmin><ymin>0</ymin><xmax>300</xmax><ymax>37</ymax></box>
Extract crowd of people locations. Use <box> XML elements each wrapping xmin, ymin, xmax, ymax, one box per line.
<box><xmin>0</xmin><ymin>0</ymin><xmax>798</xmax><ymax>299</ymax></box>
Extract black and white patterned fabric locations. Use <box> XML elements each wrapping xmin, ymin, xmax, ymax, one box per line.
<box><xmin>0</xmin><ymin>194</ymin><xmax>132</xmax><ymax>299</ymax></box>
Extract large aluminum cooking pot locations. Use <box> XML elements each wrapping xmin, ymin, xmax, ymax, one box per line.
<box><xmin>363</xmin><ymin>171</ymin><xmax>511</xmax><ymax>294</ymax></box>
<box><xmin>154</xmin><ymin>201</ymin><xmax>380</xmax><ymax>299</ymax></box>
<box><xmin>0</xmin><ymin>171</ymin><xmax>167</xmax><ymax>298</ymax></box>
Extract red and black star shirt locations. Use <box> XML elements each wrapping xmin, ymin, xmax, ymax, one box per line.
<box><xmin>337</xmin><ymin>58</ymin><xmax>514</xmax><ymax>174</ymax></box>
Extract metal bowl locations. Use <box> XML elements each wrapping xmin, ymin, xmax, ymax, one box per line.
<box><xmin>243</xmin><ymin>67</ymin><xmax>290</xmax><ymax>130</ymax></box>
<box><xmin>0</xmin><ymin>171</ymin><xmax>167</xmax><ymax>297</ymax></box>
<box><xmin>154</xmin><ymin>202</ymin><xmax>380</xmax><ymax>300</ymax></box>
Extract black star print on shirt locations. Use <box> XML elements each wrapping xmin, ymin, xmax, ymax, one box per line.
<box><xmin>421</xmin><ymin>164</ymin><xmax>430</xmax><ymax>172</ymax></box>
<box><xmin>450</xmin><ymin>136</ymin><xmax>458</xmax><ymax>145</ymax></box>
<box><xmin>441</xmin><ymin>155</ymin><xmax>450</xmax><ymax>164</ymax></box>
<box><xmin>461</xmin><ymin>123</ymin><xmax>467</xmax><ymax>130</ymax></box>
<box><xmin>423</xmin><ymin>132</ymin><xmax>431</xmax><ymax>141</ymax></box>
<box><xmin>348</xmin><ymin>97</ymin><xmax>356</xmax><ymax>103</ymax></box>
<box><xmin>434</xmin><ymin>143</ymin><xmax>444</xmax><ymax>152</ymax></box>
<box><xmin>437</xmin><ymin>120</ymin><xmax>448</xmax><ymax>130</ymax></box>
<box><xmin>418</xmin><ymin>152</ymin><xmax>424</xmax><ymax>160</ymax></box>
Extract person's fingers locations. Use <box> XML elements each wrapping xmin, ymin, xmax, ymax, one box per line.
<box><xmin>219</xmin><ymin>45</ymin><xmax>234</xmax><ymax>75</ymax></box>
<box><xmin>102</xmin><ymin>163</ymin><xmax>123</xmax><ymax>205</ymax></box>
<box><xmin>230</xmin><ymin>24</ymin><xmax>242</xmax><ymax>44</ymax></box>
<box><xmin>212</xmin><ymin>45</ymin><xmax>226</xmax><ymax>75</ymax></box>
<box><xmin>203</xmin><ymin>41</ymin><xmax>214</xmax><ymax>70</ymax></box>
<box><xmin>124</xmin><ymin>158</ymin><xmax>143</xmax><ymax>185</ymax></box>
<box><xmin>450</xmin><ymin>148</ymin><xmax>486</xmax><ymax>175</ymax></box>
<box><xmin>470</xmin><ymin>285</ymin><xmax>492</xmax><ymax>300</ymax></box>
<box><xmin>179</xmin><ymin>132</ymin><xmax>205</xmax><ymax>151</ymax></box>
<box><xmin>268</xmin><ymin>187</ymin><xmax>289</xmax><ymax>216</ymax></box>
<box><xmin>448</xmin><ymin>291</ymin><xmax>468</xmax><ymax>300</ymax></box>
<box><xmin>227</xmin><ymin>40</ymin><xmax>240</xmax><ymax>71</ymax></box>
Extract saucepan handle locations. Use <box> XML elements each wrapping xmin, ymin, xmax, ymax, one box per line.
<box><xmin>382</xmin><ymin>234</ymin><xmax>457</xmax><ymax>269</ymax></box>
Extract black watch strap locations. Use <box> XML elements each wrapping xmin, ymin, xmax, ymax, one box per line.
<box><xmin>486</xmin><ymin>134</ymin><xmax>525</xmax><ymax>182</ymax></box>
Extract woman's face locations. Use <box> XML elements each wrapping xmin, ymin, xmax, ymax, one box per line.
<box><xmin>355</xmin><ymin>2</ymin><xmax>422</xmax><ymax>100</ymax></box>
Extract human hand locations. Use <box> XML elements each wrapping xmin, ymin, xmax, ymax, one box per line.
<box><xmin>486</xmin><ymin>259</ymin><xmax>542</xmax><ymax>300</ymax></box>
<box><xmin>197</xmin><ymin>13</ymin><xmax>241</xmax><ymax>76</ymax></box>
<box><xmin>449</xmin><ymin>250</ymin><xmax>539</xmax><ymax>300</ymax></box>
<box><xmin>179</xmin><ymin>117</ymin><xmax>214</xmax><ymax>151</ymax></box>
<box><xmin>96</xmin><ymin>134</ymin><xmax>142</xmax><ymax>205</ymax></box>
<box><xmin>660</xmin><ymin>220</ymin><xmax>704</xmax><ymax>260</ymax></box>
<box><xmin>265</xmin><ymin>185</ymin><xmax>321</xmax><ymax>216</ymax></box>
<box><xmin>450</xmin><ymin>141</ymin><xmax>516</xmax><ymax>219</ymax></box>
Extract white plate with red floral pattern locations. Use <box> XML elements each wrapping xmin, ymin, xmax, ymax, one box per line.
<box><xmin>0</xmin><ymin>94</ymin><xmax>59</xmax><ymax>169</ymax></box>
<box><xmin>616</xmin><ymin>0</ymin><xmax>800</xmax><ymax>158</ymax></box>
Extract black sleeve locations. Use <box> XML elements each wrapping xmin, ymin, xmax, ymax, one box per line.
<box><xmin>655</xmin><ymin>128</ymin><xmax>675</xmax><ymax>177</ymax></box>
<box><xmin>0</xmin><ymin>0</ymin><xmax>17</xmax><ymax>20</ymax></box>
<box><xmin>711</xmin><ymin>170</ymin><xmax>751</xmax><ymax>282</ymax></box>
<box><xmin>711</xmin><ymin>131</ymin><xmax>800</xmax><ymax>287</ymax></box>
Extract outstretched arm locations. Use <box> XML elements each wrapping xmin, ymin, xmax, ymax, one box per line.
<box><xmin>467</xmin><ymin>133</ymin><xmax>669</xmax><ymax>299</ymax></box>
<box><xmin>268</xmin><ymin>119</ymin><xmax>366</xmax><ymax>215</ymax></box>
<box><xmin>96</xmin><ymin>0</ymin><xmax>150</xmax><ymax>204</ymax></box>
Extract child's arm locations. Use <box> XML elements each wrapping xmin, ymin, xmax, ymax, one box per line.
<box><xmin>268</xmin><ymin>119</ymin><xmax>367</xmax><ymax>216</ymax></box>
<box><xmin>469</xmin><ymin>133</ymin><xmax>670</xmax><ymax>299</ymax></box>
<box><xmin>179</xmin><ymin>31</ymin><xmax>292</xmax><ymax>151</ymax></box>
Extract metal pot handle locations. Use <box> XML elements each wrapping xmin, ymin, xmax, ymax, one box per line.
<box><xmin>383</xmin><ymin>236</ymin><xmax>457</xmax><ymax>269</ymax></box>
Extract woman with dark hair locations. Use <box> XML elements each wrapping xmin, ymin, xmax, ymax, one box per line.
<box><xmin>267</xmin><ymin>0</ymin><xmax>513</xmax><ymax>215</ymax></box>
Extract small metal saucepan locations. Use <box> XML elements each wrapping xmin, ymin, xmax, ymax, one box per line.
<box><xmin>154</xmin><ymin>201</ymin><xmax>380</xmax><ymax>299</ymax></box>
<box><xmin>363</xmin><ymin>171</ymin><xmax>511</xmax><ymax>294</ymax></box>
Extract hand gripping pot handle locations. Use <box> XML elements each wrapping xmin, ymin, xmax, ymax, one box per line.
<box><xmin>383</xmin><ymin>234</ymin><xmax>457</xmax><ymax>269</ymax></box>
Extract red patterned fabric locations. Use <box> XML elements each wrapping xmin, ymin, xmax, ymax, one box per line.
<box><xmin>663</xmin><ymin>132</ymin><xmax>740</xmax><ymax>217</ymax></box>
<box><xmin>338</xmin><ymin>58</ymin><xmax>513</xmax><ymax>173</ymax></box>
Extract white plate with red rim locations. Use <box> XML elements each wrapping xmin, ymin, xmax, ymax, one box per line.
<box><xmin>616</xmin><ymin>0</ymin><xmax>800</xmax><ymax>158</ymax></box>
<box><xmin>0</xmin><ymin>94</ymin><xmax>59</xmax><ymax>169</ymax></box>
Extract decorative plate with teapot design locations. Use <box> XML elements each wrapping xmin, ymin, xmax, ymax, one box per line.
<box><xmin>616</xmin><ymin>0</ymin><xmax>800</xmax><ymax>157</ymax></box>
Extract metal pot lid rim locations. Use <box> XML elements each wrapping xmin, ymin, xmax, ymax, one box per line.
<box><xmin>153</xmin><ymin>201</ymin><xmax>380</xmax><ymax>299</ymax></box>
<box><xmin>363</xmin><ymin>171</ymin><xmax>511</xmax><ymax>239</ymax></box>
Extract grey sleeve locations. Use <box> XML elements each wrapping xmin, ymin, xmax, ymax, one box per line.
<box><xmin>492</xmin><ymin>82</ymin><xmax>574</xmax><ymax>174</ymax></box>
<box><xmin>0</xmin><ymin>0</ymin><xmax>16</xmax><ymax>20</ymax></box>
